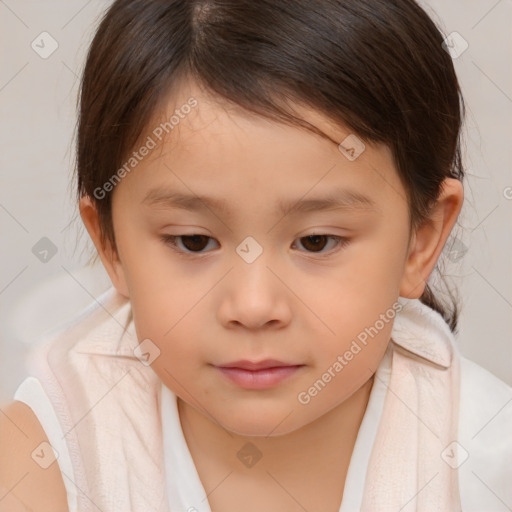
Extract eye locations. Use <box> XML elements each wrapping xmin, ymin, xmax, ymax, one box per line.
<box><xmin>161</xmin><ymin>234</ymin><xmax>218</xmax><ymax>254</ymax></box>
<box><xmin>161</xmin><ymin>233</ymin><xmax>349</xmax><ymax>257</ymax></box>
<box><xmin>292</xmin><ymin>234</ymin><xmax>349</xmax><ymax>255</ymax></box>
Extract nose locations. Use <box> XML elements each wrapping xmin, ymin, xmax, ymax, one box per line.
<box><xmin>216</xmin><ymin>251</ymin><xmax>292</xmax><ymax>331</ymax></box>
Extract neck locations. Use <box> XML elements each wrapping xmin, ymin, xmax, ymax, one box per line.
<box><xmin>177</xmin><ymin>375</ymin><xmax>374</xmax><ymax>480</ymax></box>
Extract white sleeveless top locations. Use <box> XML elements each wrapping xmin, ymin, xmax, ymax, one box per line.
<box><xmin>12</xmin><ymin>288</ymin><xmax>512</xmax><ymax>511</ymax></box>
<box><xmin>13</xmin><ymin>351</ymin><xmax>390</xmax><ymax>512</ymax></box>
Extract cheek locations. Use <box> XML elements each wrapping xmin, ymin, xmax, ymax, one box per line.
<box><xmin>124</xmin><ymin>263</ymin><xmax>215</xmax><ymax>377</ymax></box>
<box><xmin>129</xmin><ymin>285</ymin><xmax>206</xmax><ymax>356</ymax></box>
<box><xmin>315</xmin><ymin>250</ymin><xmax>405</xmax><ymax>346</ymax></box>
<box><xmin>296</xmin><ymin>309</ymin><xmax>394</xmax><ymax>417</ymax></box>
<box><xmin>314</xmin><ymin>298</ymin><xmax>396</xmax><ymax>381</ymax></box>
<box><xmin>305</xmin><ymin>237</ymin><xmax>405</xmax><ymax>390</ymax></box>
<box><xmin>130</xmin><ymin>294</ymin><xmax>207</xmax><ymax>395</ymax></box>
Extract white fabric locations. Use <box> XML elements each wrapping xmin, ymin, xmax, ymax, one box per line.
<box><xmin>14</xmin><ymin>292</ymin><xmax>512</xmax><ymax>512</ymax></box>
<box><xmin>361</xmin><ymin>302</ymin><xmax>461</xmax><ymax>511</ymax></box>
<box><xmin>12</xmin><ymin>354</ymin><xmax>391</xmax><ymax>512</ymax></box>
<box><xmin>14</xmin><ymin>288</ymin><xmax>169</xmax><ymax>512</ymax></box>
<box><xmin>457</xmin><ymin>356</ymin><xmax>512</xmax><ymax>511</ymax></box>
<box><xmin>13</xmin><ymin>376</ymin><xmax>79</xmax><ymax>512</ymax></box>
<box><xmin>14</xmin><ymin>349</ymin><xmax>512</xmax><ymax>511</ymax></box>
<box><xmin>160</xmin><ymin>344</ymin><xmax>393</xmax><ymax>512</ymax></box>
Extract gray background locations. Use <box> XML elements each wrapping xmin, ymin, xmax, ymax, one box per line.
<box><xmin>1</xmin><ymin>0</ymin><xmax>511</xmax><ymax>404</ymax></box>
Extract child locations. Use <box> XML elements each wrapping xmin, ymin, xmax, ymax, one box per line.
<box><xmin>1</xmin><ymin>0</ymin><xmax>511</xmax><ymax>511</ymax></box>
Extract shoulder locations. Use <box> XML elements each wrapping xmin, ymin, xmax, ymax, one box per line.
<box><xmin>0</xmin><ymin>400</ymin><xmax>69</xmax><ymax>512</ymax></box>
<box><xmin>457</xmin><ymin>355</ymin><xmax>512</xmax><ymax>510</ymax></box>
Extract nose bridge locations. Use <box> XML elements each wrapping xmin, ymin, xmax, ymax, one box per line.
<box><xmin>217</xmin><ymin>236</ymin><xmax>290</xmax><ymax>328</ymax></box>
<box><xmin>235</xmin><ymin>234</ymin><xmax>266</xmax><ymax>266</ymax></box>
<box><xmin>233</xmin><ymin>234</ymin><xmax>277</xmax><ymax>293</ymax></box>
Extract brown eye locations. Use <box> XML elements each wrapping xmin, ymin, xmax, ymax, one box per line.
<box><xmin>162</xmin><ymin>234</ymin><xmax>217</xmax><ymax>253</ymax></box>
<box><xmin>162</xmin><ymin>233</ymin><xmax>348</xmax><ymax>258</ymax></box>
<box><xmin>179</xmin><ymin>235</ymin><xmax>210</xmax><ymax>251</ymax></box>
<box><xmin>293</xmin><ymin>235</ymin><xmax>349</xmax><ymax>255</ymax></box>
<box><xmin>298</xmin><ymin>235</ymin><xmax>330</xmax><ymax>252</ymax></box>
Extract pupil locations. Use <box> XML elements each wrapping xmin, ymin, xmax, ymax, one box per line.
<box><xmin>303</xmin><ymin>235</ymin><xmax>326</xmax><ymax>252</ymax></box>
<box><xmin>183</xmin><ymin>235</ymin><xmax>208</xmax><ymax>251</ymax></box>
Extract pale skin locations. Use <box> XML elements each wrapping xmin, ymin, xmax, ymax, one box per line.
<box><xmin>0</xmin><ymin>79</ymin><xmax>463</xmax><ymax>512</ymax></box>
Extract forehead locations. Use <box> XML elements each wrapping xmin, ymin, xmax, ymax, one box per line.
<box><xmin>114</xmin><ymin>79</ymin><xmax>408</xmax><ymax>217</ymax></box>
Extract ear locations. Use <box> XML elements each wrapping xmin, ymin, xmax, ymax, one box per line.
<box><xmin>79</xmin><ymin>196</ymin><xmax>130</xmax><ymax>298</ymax></box>
<box><xmin>399</xmin><ymin>177</ymin><xmax>464</xmax><ymax>299</ymax></box>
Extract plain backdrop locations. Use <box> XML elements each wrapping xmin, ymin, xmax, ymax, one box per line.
<box><xmin>0</xmin><ymin>0</ymin><xmax>511</xmax><ymax>404</ymax></box>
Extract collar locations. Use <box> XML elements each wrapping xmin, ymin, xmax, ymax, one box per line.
<box><xmin>389</xmin><ymin>296</ymin><xmax>455</xmax><ymax>369</ymax></box>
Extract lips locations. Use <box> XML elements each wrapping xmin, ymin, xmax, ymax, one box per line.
<box><xmin>217</xmin><ymin>359</ymin><xmax>298</xmax><ymax>371</ymax></box>
<box><xmin>214</xmin><ymin>359</ymin><xmax>304</xmax><ymax>389</ymax></box>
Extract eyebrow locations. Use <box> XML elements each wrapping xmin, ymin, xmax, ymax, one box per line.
<box><xmin>142</xmin><ymin>187</ymin><xmax>380</xmax><ymax>217</ymax></box>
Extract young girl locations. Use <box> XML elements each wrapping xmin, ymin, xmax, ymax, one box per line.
<box><xmin>1</xmin><ymin>0</ymin><xmax>511</xmax><ymax>511</ymax></box>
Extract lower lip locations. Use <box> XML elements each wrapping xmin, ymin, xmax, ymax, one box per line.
<box><xmin>216</xmin><ymin>366</ymin><xmax>303</xmax><ymax>390</ymax></box>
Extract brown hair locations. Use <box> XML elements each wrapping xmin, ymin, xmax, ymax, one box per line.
<box><xmin>75</xmin><ymin>0</ymin><xmax>465</xmax><ymax>332</ymax></box>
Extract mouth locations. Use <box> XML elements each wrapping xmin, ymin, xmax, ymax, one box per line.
<box><xmin>213</xmin><ymin>360</ymin><xmax>305</xmax><ymax>389</ymax></box>
<box><xmin>218</xmin><ymin>359</ymin><xmax>299</xmax><ymax>370</ymax></box>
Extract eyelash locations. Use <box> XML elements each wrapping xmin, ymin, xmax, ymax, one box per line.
<box><xmin>160</xmin><ymin>234</ymin><xmax>350</xmax><ymax>258</ymax></box>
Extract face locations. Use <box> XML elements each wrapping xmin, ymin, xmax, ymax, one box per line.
<box><xmin>96</xmin><ymin>80</ymin><xmax>416</xmax><ymax>437</ymax></box>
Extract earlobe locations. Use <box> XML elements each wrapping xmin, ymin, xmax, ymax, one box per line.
<box><xmin>79</xmin><ymin>196</ymin><xmax>130</xmax><ymax>298</ymax></box>
<box><xmin>399</xmin><ymin>178</ymin><xmax>464</xmax><ymax>299</ymax></box>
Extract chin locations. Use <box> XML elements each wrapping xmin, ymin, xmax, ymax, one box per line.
<box><xmin>218</xmin><ymin>407</ymin><xmax>304</xmax><ymax>438</ymax></box>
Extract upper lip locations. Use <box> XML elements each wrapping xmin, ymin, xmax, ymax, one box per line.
<box><xmin>216</xmin><ymin>359</ymin><xmax>301</xmax><ymax>371</ymax></box>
